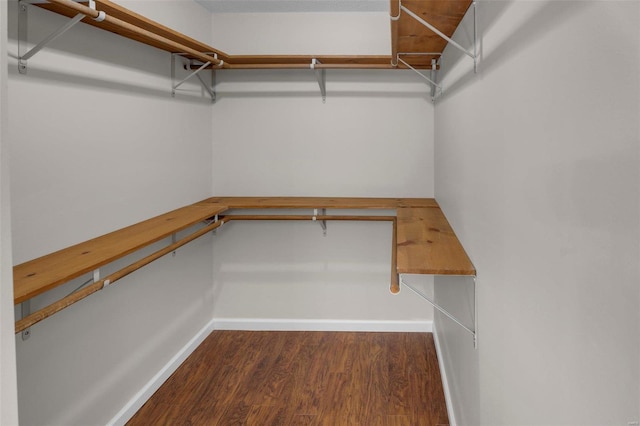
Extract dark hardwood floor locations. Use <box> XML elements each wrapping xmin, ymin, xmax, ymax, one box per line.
<box><xmin>127</xmin><ymin>331</ymin><xmax>449</xmax><ymax>426</ymax></box>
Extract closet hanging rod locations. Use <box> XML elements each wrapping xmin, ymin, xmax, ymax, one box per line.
<box><xmin>222</xmin><ymin>215</ymin><xmax>396</xmax><ymax>222</ymax></box>
<box><xmin>43</xmin><ymin>0</ymin><xmax>225</xmax><ymax>67</ymax></box>
<box><xmin>222</xmin><ymin>63</ymin><xmax>396</xmax><ymax>70</ymax></box>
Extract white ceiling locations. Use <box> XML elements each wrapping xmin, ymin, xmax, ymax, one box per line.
<box><xmin>195</xmin><ymin>0</ymin><xmax>388</xmax><ymax>13</ymax></box>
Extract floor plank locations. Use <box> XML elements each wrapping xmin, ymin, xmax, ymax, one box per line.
<box><xmin>127</xmin><ymin>331</ymin><xmax>449</xmax><ymax>426</ymax></box>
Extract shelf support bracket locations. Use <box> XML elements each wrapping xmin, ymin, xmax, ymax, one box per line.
<box><xmin>311</xmin><ymin>59</ymin><xmax>326</xmax><ymax>103</ymax></box>
<box><xmin>399</xmin><ymin>2</ymin><xmax>476</xmax><ymax>63</ymax></box>
<box><xmin>18</xmin><ymin>1</ymin><xmax>83</xmax><ymax>74</ymax></box>
<box><xmin>312</xmin><ymin>208</ymin><xmax>327</xmax><ymax>236</ymax></box>
<box><xmin>195</xmin><ymin>68</ymin><xmax>216</xmax><ymax>103</ymax></box>
<box><xmin>397</xmin><ymin>56</ymin><xmax>442</xmax><ymax>100</ymax></box>
<box><xmin>18</xmin><ymin>0</ymin><xmax>103</xmax><ymax>74</ymax></box>
<box><xmin>397</xmin><ymin>0</ymin><xmax>478</xmax><ymax>83</ymax></box>
<box><xmin>21</xmin><ymin>300</ymin><xmax>31</xmax><ymax>341</ymax></box>
<box><xmin>172</xmin><ymin>56</ymin><xmax>210</xmax><ymax>94</ymax></box>
<box><xmin>171</xmin><ymin>233</ymin><xmax>177</xmax><ymax>256</ymax></box>
<box><xmin>430</xmin><ymin>59</ymin><xmax>438</xmax><ymax>99</ymax></box>
<box><xmin>172</xmin><ymin>54</ymin><xmax>216</xmax><ymax>102</ymax></box>
<box><xmin>400</xmin><ymin>274</ymin><xmax>478</xmax><ymax>349</ymax></box>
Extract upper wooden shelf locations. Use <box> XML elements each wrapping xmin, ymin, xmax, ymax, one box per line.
<box><xmin>36</xmin><ymin>0</ymin><xmax>227</xmax><ymax>67</ymax></box>
<box><xmin>391</xmin><ymin>0</ymin><xmax>473</xmax><ymax>68</ymax></box>
<box><xmin>13</xmin><ymin>200</ymin><xmax>227</xmax><ymax>305</ymax></box>
<box><xmin>34</xmin><ymin>0</ymin><xmax>471</xmax><ymax>70</ymax></box>
<box><xmin>396</xmin><ymin>207</ymin><xmax>475</xmax><ymax>275</ymax></box>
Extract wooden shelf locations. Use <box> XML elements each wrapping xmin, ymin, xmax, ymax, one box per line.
<box><xmin>205</xmin><ymin>197</ymin><xmax>438</xmax><ymax>210</ymax></box>
<box><xmin>13</xmin><ymin>201</ymin><xmax>227</xmax><ymax>305</ymax></box>
<box><xmin>209</xmin><ymin>197</ymin><xmax>475</xmax><ymax>276</ymax></box>
<box><xmin>14</xmin><ymin>197</ymin><xmax>471</xmax><ymax>305</ymax></box>
<box><xmin>393</xmin><ymin>0</ymin><xmax>473</xmax><ymax>68</ymax></box>
<box><xmin>36</xmin><ymin>0</ymin><xmax>230</xmax><ymax>64</ymax></box>
<box><xmin>33</xmin><ymin>0</ymin><xmax>471</xmax><ymax>70</ymax></box>
<box><xmin>13</xmin><ymin>196</ymin><xmax>474</xmax><ymax>333</ymax></box>
<box><xmin>396</xmin><ymin>207</ymin><xmax>475</xmax><ymax>276</ymax></box>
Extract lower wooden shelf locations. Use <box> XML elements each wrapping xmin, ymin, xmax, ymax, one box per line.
<box><xmin>14</xmin><ymin>200</ymin><xmax>227</xmax><ymax>305</ymax></box>
<box><xmin>396</xmin><ymin>207</ymin><xmax>475</xmax><ymax>276</ymax></box>
<box><xmin>13</xmin><ymin>197</ymin><xmax>474</xmax><ymax>334</ymax></box>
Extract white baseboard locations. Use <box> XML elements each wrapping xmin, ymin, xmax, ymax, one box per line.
<box><xmin>106</xmin><ymin>318</ymin><xmax>217</xmax><ymax>426</ymax></box>
<box><xmin>108</xmin><ymin>318</ymin><xmax>432</xmax><ymax>425</ymax></box>
<box><xmin>212</xmin><ymin>318</ymin><xmax>432</xmax><ymax>332</ymax></box>
<box><xmin>433</xmin><ymin>323</ymin><xmax>456</xmax><ymax>426</ymax></box>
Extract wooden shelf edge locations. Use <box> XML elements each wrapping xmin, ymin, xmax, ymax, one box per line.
<box><xmin>204</xmin><ymin>197</ymin><xmax>438</xmax><ymax>209</ymax></box>
<box><xmin>396</xmin><ymin>206</ymin><xmax>475</xmax><ymax>277</ymax></box>
<box><xmin>13</xmin><ymin>196</ymin><xmax>475</xmax><ymax>335</ymax></box>
<box><xmin>397</xmin><ymin>267</ymin><xmax>476</xmax><ymax>276</ymax></box>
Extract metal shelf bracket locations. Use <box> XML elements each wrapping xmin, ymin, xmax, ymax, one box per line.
<box><xmin>171</xmin><ymin>233</ymin><xmax>177</xmax><ymax>256</ymax></box>
<box><xmin>171</xmin><ymin>54</ymin><xmax>217</xmax><ymax>103</ymax></box>
<box><xmin>18</xmin><ymin>0</ymin><xmax>103</xmax><ymax>74</ymax></box>
<box><xmin>396</xmin><ymin>0</ymin><xmax>478</xmax><ymax>100</ymax></box>
<box><xmin>429</xmin><ymin>59</ymin><xmax>438</xmax><ymax>99</ymax></box>
<box><xmin>310</xmin><ymin>59</ymin><xmax>326</xmax><ymax>103</ymax></box>
<box><xmin>399</xmin><ymin>0</ymin><xmax>477</xmax><ymax>67</ymax></box>
<box><xmin>397</xmin><ymin>55</ymin><xmax>442</xmax><ymax>101</ymax></box>
<box><xmin>312</xmin><ymin>208</ymin><xmax>327</xmax><ymax>236</ymax></box>
<box><xmin>21</xmin><ymin>300</ymin><xmax>31</xmax><ymax>340</ymax></box>
<box><xmin>400</xmin><ymin>274</ymin><xmax>478</xmax><ymax>349</ymax></box>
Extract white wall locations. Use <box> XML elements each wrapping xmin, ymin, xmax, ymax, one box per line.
<box><xmin>210</xmin><ymin>12</ymin><xmax>435</xmax><ymax>326</ymax></box>
<box><xmin>434</xmin><ymin>1</ymin><xmax>640</xmax><ymax>424</ymax></box>
<box><xmin>8</xmin><ymin>1</ymin><xmax>215</xmax><ymax>424</ymax></box>
<box><xmin>212</xmin><ymin>12</ymin><xmax>389</xmax><ymax>55</ymax></box>
<box><xmin>1</xmin><ymin>0</ymin><xmax>19</xmax><ymax>424</ymax></box>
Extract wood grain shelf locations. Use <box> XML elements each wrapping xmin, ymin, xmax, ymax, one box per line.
<box><xmin>205</xmin><ymin>196</ymin><xmax>438</xmax><ymax>209</ymax></box>
<box><xmin>394</xmin><ymin>0</ymin><xmax>473</xmax><ymax>68</ymax></box>
<box><xmin>31</xmin><ymin>0</ymin><xmax>471</xmax><ymax>70</ymax></box>
<box><xmin>396</xmin><ymin>206</ymin><xmax>475</xmax><ymax>275</ymax></box>
<box><xmin>13</xmin><ymin>197</ymin><xmax>474</xmax><ymax>333</ymax></box>
<box><xmin>32</xmin><ymin>0</ymin><xmax>225</xmax><ymax>68</ymax></box>
<box><xmin>13</xmin><ymin>200</ymin><xmax>227</xmax><ymax>305</ymax></box>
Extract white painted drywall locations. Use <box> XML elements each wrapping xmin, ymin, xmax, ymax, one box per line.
<box><xmin>434</xmin><ymin>1</ymin><xmax>640</xmax><ymax>424</ymax></box>
<box><xmin>0</xmin><ymin>1</ymin><xmax>19</xmax><ymax>424</ymax></box>
<box><xmin>7</xmin><ymin>1</ymin><xmax>215</xmax><ymax>424</ymax></box>
<box><xmin>211</xmin><ymin>12</ymin><xmax>389</xmax><ymax>55</ymax></box>
<box><xmin>210</xmin><ymin>12</ymin><xmax>435</xmax><ymax>324</ymax></box>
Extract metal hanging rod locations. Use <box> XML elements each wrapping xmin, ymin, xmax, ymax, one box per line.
<box><xmin>397</xmin><ymin>52</ymin><xmax>442</xmax><ymax>56</ymax></box>
<box><xmin>222</xmin><ymin>215</ymin><xmax>395</xmax><ymax>222</ymax></box>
